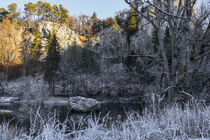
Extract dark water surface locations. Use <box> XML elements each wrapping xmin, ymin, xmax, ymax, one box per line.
<box><xmin>0</xmin><ymin>101</ymin><xmax>143</xmax><ymax>130</ymax></box>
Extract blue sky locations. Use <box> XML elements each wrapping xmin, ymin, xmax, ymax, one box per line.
<box><xmin>0</xmin><ymin>0</ymin><xmax>129</xmax><ymax>19</ymax></box>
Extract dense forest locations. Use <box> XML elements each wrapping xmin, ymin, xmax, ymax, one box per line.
<box><xmin>0</xmin><ymin>0</ymin><xmax>209</xmax><ymax>139</ymax></box>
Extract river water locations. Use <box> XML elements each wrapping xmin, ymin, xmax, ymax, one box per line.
<box><xmin>0</xmin><ymin>101</ymin><xmax>143</xmax><ymax>129</ymax></box>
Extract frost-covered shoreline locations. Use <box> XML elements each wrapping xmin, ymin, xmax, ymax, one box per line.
<box><xmin>0</xmin><ymin>104</ymin><xmax>209</xmax><ymax>140</ymax></box>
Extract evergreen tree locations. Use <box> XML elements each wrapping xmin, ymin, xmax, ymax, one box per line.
<box><xmin>42</xmin><ymin>2</ymin><xmax>52</xmax><ymax>20</ymax></box>
<box><xmin>24</xmin><ymin>2</ymin><xmax>36</xmax><ymax>27</ymax></box>
<box><xmin>52</xmin><ymin>5</ymin><xmax>60</xmax><ymax>22</ymax></box>
<box><xmin>91</xmin><ymin>12</ymin><xmax>98</xmax><ymax>35</ymax></box>
<box><xmin>91</xmin><ymin>12</ymin><xmax>97</xmax><ymax>24</ymax></box>
<box><xmin>127</xmin><ymin>8</ymin><xmax>138</xmax><ymax>36</ymax></box>
<box><xmin>44</xmin><ymin>32</ymin><xmax>60</xmax><ymax>94</ymax></box>
<box><xmin>36</xmin><ymin>1</ymin><xmax>44</xmax><ymax>20</ymax></box>
<box><xmin>0</xmin><ymin>8</ymin><xmax>9</xmax><ymax>22</ymax></box>
<box><xmin>125</xmin><ymin>5</ymin><xmax>138</xmax><ymax>71</ymax></box>
<box><xmin>7</xmin><ymin>3</ymin><xmax>20</xmax><ymax>22</ymax></box>
<box><xmin>112</xmin><ymin>18</ymin><xmax>119</xmax><ymax>32</ymax></box>
<box><xmin>31</xmin><ymin>29</ymin><xmax>42</xmax><ymax>62</ymax></box>
<box><xmin>26</xmin><ymin>28</ymin><xmax>42</xmax><ymax>74</ymax></box>
<box><xmin>59</xmin><ymin>4</ymin><xmax>69</xmax><ymax>24</ymax></box>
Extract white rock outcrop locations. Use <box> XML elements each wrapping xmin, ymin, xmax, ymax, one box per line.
<box><xmin>36</xmin><ymin>21</ymin><xmax>81</xmax><ymax>51</ymax></box>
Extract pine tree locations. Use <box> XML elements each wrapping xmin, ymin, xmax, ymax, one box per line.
<box><xmin>125</xmin><ymin>5</ymin><xmax>138</xmax><ymax>71</ymax></box>
<box><xmin>36</xmin><ymin>1</ymin><xmax>44</xmax><ymax>20</ymax></box>
<box><xmin>91</xmin><ymin>12</ymin><xmax>97</xmax><ymax>24</ymax></box>
<box><xmin>30</xmin><ymin>29</ymin><xmax>42</xmax><ymax>65</ymax></box>
<box><xmin>127</xmin><ymin>8</ymin><xmax>138</xmax><ymax>36</ymax></box>
<box><xmin>59</xmin><ymin>4</ymin><xmax>69</xmax><ymax>24</ymax></box>
<box><xmin>7</xmin><ymin>3</ymin><xmax>20</xmax><ymax>22</ymax></box>
<box><xmin>0</xmin><ymin>8</ymin><xmax>9</xmax><ymax>22</ymax></box>
<box><xmin>91</xmin><ymin>12</ymin><xmax>99</xmax><ymax>35</ymax></box>
<box><xmin>42</xmin><ymin>2</ymin><xmax>52</xmax><ymax>20</ymax></box>
<box><xmin>24</xmin><ymin>2</ymin><xmax>36</xmax><ymax>27</ymax></box>
<box><xmin>44</xmin><ymin>32</ymin><xmax>60</xmax><ymax>94</ymax></box>
<box><xmin>52</xmin><ymin>5</ymin><xmax>60</xmax><ymax>22</ymax></box>
<box><xmin>112</xmin><ymin>18</ymin><xmax>119</xmax><ymax>32</ymax></box>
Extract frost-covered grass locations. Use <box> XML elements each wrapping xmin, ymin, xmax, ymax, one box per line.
<box><xmin>0</xmin><ymin>103</ymin><xmax>209</xmax><ymax>140</ymax></box>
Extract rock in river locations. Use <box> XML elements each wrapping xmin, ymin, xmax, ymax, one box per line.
<box><xmin>44</xmin><ymin>96</ymin><xmax>101</xmax><ymax>113</ymax></box>
<box><xmin>69</xmin><ymin>96</ymin><xmax>101</xmax><ymax>112</ymax></box>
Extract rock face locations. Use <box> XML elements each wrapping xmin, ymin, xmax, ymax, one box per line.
<box><xmin>37</xmin><ymin>21</ymin><xmax>81</xmax><ymax>51</ymax></box>
<box><xmin>69</xmin><ymin>96</ymin><xmax>101</xmax><ymax>112</ymax></box>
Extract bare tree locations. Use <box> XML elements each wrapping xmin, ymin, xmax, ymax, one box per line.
<box><xmin>124</xmin><ymin>0</ymin><xmax>210</xmax><ymax>102</ymax></box>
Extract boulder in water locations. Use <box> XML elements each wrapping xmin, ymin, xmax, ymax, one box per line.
<box><xmin>69</xmin><ymin>96</ymin><xmax>101</xmax><ymax>112</ymax></box>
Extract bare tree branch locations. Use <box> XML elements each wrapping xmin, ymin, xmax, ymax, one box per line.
<box><xmin>145</xmin><ymin>0</ymin><xmax>192</xmax><ymax>20</ymax></box>
<box><xmin>179</xmin><ymin>90</ymin><xmax>194</xmax><ymax>99</ymax></box>
<box><xmin>193</xmin><ymin>51</ymin><xmax>210</xmax><ymax>62</ymax></box>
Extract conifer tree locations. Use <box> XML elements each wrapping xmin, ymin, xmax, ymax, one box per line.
<box><xmin>91</xmin><ymin>12</ymin><xmax>97</xmax><ymax>24</ymax></box>
<box><xmin>0</xmin><ymin>8</ymin><xmax>9</xmax><ymax>22</ymax></box>
<box><xmin>125</xmin><ymin>5</ymin><xmax>138</xmax><ymax>71</ymax></box>
<box><xmin>59</xmin><ymin>4</ymin><xmax>69</xmax><ymax>24</ymax></box>
<box><xmin>31</xmin><ymin>29</ymin><xmax>42</xmax><ymax>63</ymax></box>
<box><xmin>44</xmin><ymin>32</ymin><xmax>60</xmax><ymax>94</ymax></box>
<box><xmin>42</xmin><ymin>2</ymin><xmax>52</xmax><ymax>20</ymax></box>
<box><xmin>24</xmin><ymin>2</ymin><xmax>36</xmax><ymax>27</ymax></box>
<box><xmin>126</xmin><ymin>6</ymin><xmax>138</xmax><ymax>53</ymax></box>
<box><xmin>112</xmin><ymin>18</ymin><xmax>119</xmax><ymax>32</ymax></box>
<box><xmin>36</xmin><ymin>1</ymin><xmax>44</xmax><ymax>20</ymax></box>
<box><xmin>52</xmin><ymin>5</ymin><xmax>60</xmax><ymax>22</ymax></box>
<box><xmin>127</xmin><ymin>8</ymin><xmax>138</xmax><ymax>36</ymax></box>
<box><xmin>91</xmin><ymin>12</ymin><xmax>97</xmax><ymax>35</ymax></box>
<box><xmin>7</xmin><ymin>3</ymin><xmax>20</xmax><ymax>22</ymax></box>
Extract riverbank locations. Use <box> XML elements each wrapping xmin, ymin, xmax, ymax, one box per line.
<box><xmin>0</xmin><ymin>103</ymin><xmax>209</xmax><ymax>140</ymax></box>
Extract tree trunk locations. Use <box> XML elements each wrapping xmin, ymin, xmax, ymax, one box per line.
<box><xmin>157</xmin><ymin>29</ymin><xmax>170</xmax><ymax>85</ymax></box>
<box><xmin>5</xmin><ymin>59</ymin><xmax>9</xmax><ymax>84</ymax></box>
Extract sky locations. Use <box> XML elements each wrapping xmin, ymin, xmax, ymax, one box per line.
<box><xmin>0</xmin><ymin>0</ymin><xmax>129</xmax><ymax>19</ymax></box>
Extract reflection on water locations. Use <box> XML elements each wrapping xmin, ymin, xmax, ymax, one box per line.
<box><xmin>0</xmin><ymin>101</ymin><xmax>143</xmax><ymax>129</ymax></box>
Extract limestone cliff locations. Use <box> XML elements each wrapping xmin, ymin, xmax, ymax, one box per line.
<box><xmin>36</xmin><ymin>21</ymin><xmax>82</xmax><ymax>50</ymax></box>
